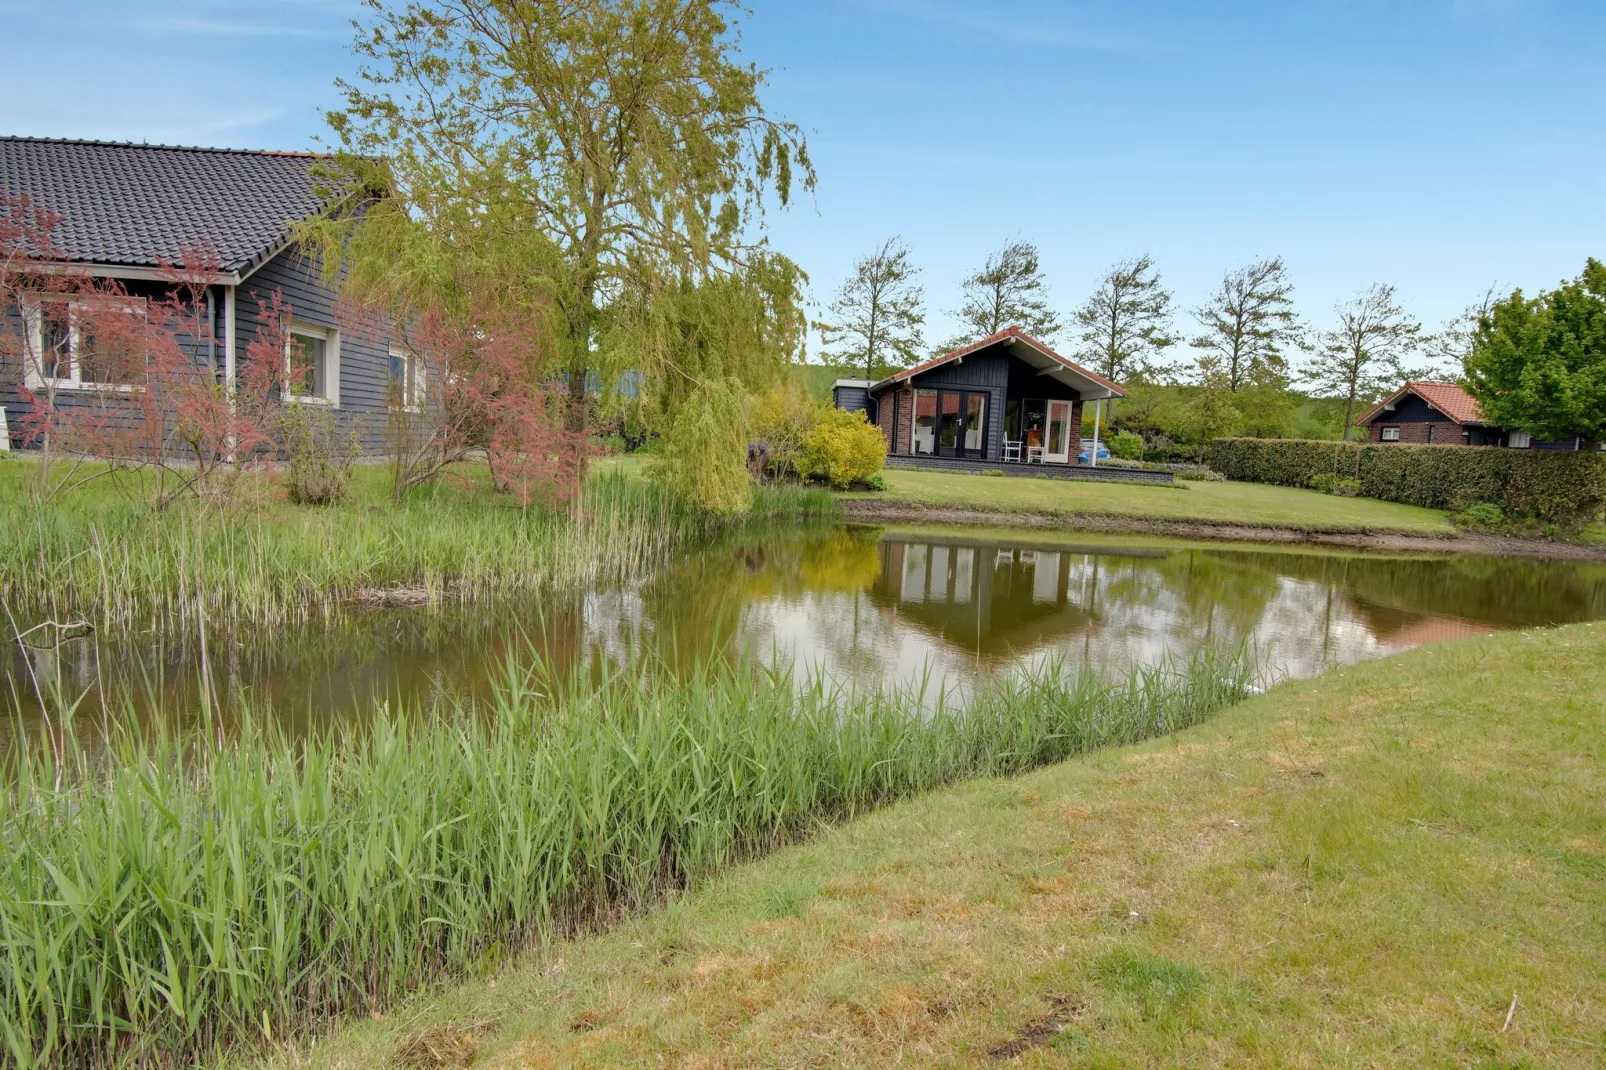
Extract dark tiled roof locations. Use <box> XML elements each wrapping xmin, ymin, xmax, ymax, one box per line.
<box><xmin>1359</xmin><ymin>381</ymin><xmax>1486</xmax><ymax>426</ymax></box>
<box><xmin>0</xmin><ymin>137</ymin><xmax>343</xmax><ymax>275</ymax></box>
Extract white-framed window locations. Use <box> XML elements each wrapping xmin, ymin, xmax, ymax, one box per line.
<box><xmin>286</xmin><ymin>321</ymin><xmax>339</xmax><ymax>406</ymax></box>
<box><xmin>387</xmin><ymin>345</ymin><xmax>424</xmax><ymax>413</ymax></box>
<box><xmin>1508</xmin><ymin>429</ymin><xmax>1531</xmax><ymax>449</ymax></box>
<box><xmin>22</xmin><ymin>296</ymin><xmax>148</xmax><ymax>391</ymax></box>
<box><xmin>1380</xmin><ymin>426</ymin><xmax>1401</xmax><ymax>442</ymax></box>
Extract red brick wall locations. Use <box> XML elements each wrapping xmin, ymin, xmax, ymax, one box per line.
<box><xmin>1369</xmin><ymin>421</ymin><xmax>1467</xmax><ymax>445</ymax></box>
<box><xmin>888</xmin><ymin>386</ymin><xmax>914</xmax><ymax>455</ymax></box>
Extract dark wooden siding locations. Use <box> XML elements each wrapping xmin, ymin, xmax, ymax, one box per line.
<box><xmin>2</xmin><ymin>278</ymin><xmax>218</xmax><ymax>450</ymax></box>
<box><xmin>1005</xmin><ymin>357</ymin><xmax>1081</xmax><ymax>402</ymax></box>
<box><xmin>909</xmin><ymin>349</ymin><xmax>1010</xmax><ymax>461</ymax></box>
<box><xmin>832</xmin><ymin>384</ymin><xmax>871</xmax><ymax>416</ymax></box>
<box><xmin>236</xmin><ymin>245</ymin><xmax>393</xmax><ymax>453</ymax></box>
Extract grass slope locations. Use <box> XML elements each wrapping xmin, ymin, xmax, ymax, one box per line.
<box><xmin>845</xmin><ymin>468</ymin><xmax>1456</xmax><ymax>534</ymax></box>
<box><xmin>287</xmin><ymin>624</ymin><xmax>1606</xmax><ymax>1068</ymax></box>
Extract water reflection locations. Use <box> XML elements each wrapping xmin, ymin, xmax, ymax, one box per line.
<box><xmin>8</xmin><ymin>525</ymin><xmax>1606</xmax><ymax>738</ymax></box>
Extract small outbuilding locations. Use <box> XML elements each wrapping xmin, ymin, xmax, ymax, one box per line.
<box><xmin>1357</xmin><ymin>381</ymin><xmax>1596</xmax><ymax>450</ymax></box>
<box><xmin>830</xmin><ymin>326</ymin><xmax>1155</xmax><ymax>479</ymax></box>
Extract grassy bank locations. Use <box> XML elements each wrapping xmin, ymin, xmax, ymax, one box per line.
<box><xmin>843</xmin><ymin>468</ymin><xmax>1456</xmax><ymax>534</ymax></box>
<box><xmin>0</xmin><ymin>459</ymin><xmax>837</xmax><ymax>630</ymax></box>
<box><xmin>0</xmin><ymin>647</ymin><xmax>1253</xmax><ymax>1067</ymax></box>
<box><xmin>291</xmin><ymin>623</ymin><xmax>1606</xmax><ymax>1068</ymax></box>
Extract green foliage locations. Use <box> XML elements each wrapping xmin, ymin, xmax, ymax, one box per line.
<box><xmin>280</xmin><ymin>403</ymin><xmax>358</xmax><ymax>506</ymax></box>
<box><xmin>1465</xmin><ymin>259</ymin><xmax>1606</xmax><ymax>443</ymax></box>
<box><xmin>1233</xmin><ymin>385</ymin><xmax>1297</xmax><ymax>438</ymax></box>
<box><xmin>318</xmin><ymin>0</ymin><xmax>814</xmax><ymax>432</ymax></box>
<box><xmin>1107</xmin><ymin>430</ymin><xmax>1144</xmax><ymax>460</ymax></box>
<box><xmin>796</xmin><ymin>407</ymin><xmax>887</xmax><ymax>490</ymax></box>
<box><xmin>947</xmin><ymin>238</ymin><xmax>1060</xmax><ymax>345</ymax></box>
<box><xmin>1073</xmin><ymin>254</ymin><xmax>1175</xmax><ymax>382</ymax></box>
<box><xmin>1453</xmin><ymin>502</ymin><xmax>1507</xmax><ymax>531</ymax></box>
<box><xmin>863</xmin><ymin>472</ymin><xmax>887</xmax><ymax>492</ymax></box>
<box><xmin>1181</xmin><ymin>386</ymin><xmax>1239</xmax><ymax>461</ymax></box>
<box><xmin>821</xmin><ymin>236</ymin><xmax>926</xmax><ymax>378</ymax></box>
<box><xmin>0</xmin><ymin>647</ymin><xmax>1253</xmax><ymax>1066</ymax></box>
<box><xmin>648</xmin><ymin>381</ymin><xmax>752</xmax><ymax>515</ymax></box>
<box><xmin>1208</xmin><ymin>438</ymin><xmax>1606</xmax><ymax>529</ymax></box>
<box><xmin>749</xmin><ymin>384</ymin><xmax>817</xmax><ymax>478</ymax></box>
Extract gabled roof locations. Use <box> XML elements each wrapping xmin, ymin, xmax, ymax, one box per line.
<box><xmin>0</xmin><ymin>137</ymin><xmax>349</xmax><ymax>280</ymax></box>
<box><xmin>871</xmin><ymin>326</ymin><xmax>1125</xmax><ymax>399</ymax></box>
<box><xmin>1358</xmin><ymin>381</ymin><xmax>1485</xmax><ymax>426</ymax></box>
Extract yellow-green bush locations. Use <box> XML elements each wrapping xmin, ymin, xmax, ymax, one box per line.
<box><xmin>749</xmin><ymin>384</ymin><xmax>816</xmax><ymax>477</ymax></box>
<box><xmin>797</xmin><ymin>407</ymin><xmax>887</xmax><ymax>489</ymax></box>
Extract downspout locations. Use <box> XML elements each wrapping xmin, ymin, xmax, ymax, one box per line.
<box><xmin>1089</xmin><ymin>398</ymin><xmax>1101</xmax><ymax>468</ymax></box>
<box><xmin>223</xmin><ymin>285</ymin><xmax>238</xmax><ymax>461</ymax></box>
<box><xmin>207</xmin><ymin>288</ymin><xmax>218</xmax><ymax>380</ymax></box>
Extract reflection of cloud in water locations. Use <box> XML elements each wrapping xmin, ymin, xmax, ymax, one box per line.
<box><xmin>594</xmin><ymin>532</ymin><xmax>1606</xmax><ymax>698</ymax></box>
<box><xmin>14</xmin><ymin>528</ymin><xmax>1605</xmax><ymax>741</ymax></box>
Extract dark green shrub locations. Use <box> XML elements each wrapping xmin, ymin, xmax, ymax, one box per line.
<box><xmin>1453</xmin><ymin>502</ymin><xmax>1507</xmax><ymax>530</ymax></box>
<box><xmin>1207</xmin><ymin>438</ymin><xmax>1606</xmax><ymax>529</ymax></box>
<box><xmin>862</xmin><ymin>472</ymin><xmax>887</xmax><ymax>491</ymax></box>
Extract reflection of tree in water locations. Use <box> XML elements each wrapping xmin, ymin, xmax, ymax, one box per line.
<box><xmin>6</xmin><ymin>593</ymin><xmax>594</xmax><ymax>743</ymax></box>
<box><xmin>17</xmin><ymin>528</ymin><xmax>1606</xmax><ymax>747</ymax></box>
<box><xmin>624</xmin><ymin>527</ymin><xmax>885</xmax><ymax>672</ymax></box>
<box><xmin>1197</xmin><ymin>551</ymin><xmax>1606</xmax><ymax>633</ymax></box>
<box><xmin>1098</xmin><ymin>550</ymin><xmax>1282</xmax><ymax>649</ymax></box>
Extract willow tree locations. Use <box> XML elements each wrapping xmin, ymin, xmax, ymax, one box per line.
<box><xmin>321</xmin><ymin>0</ymin><xmax>814</xmax><ymax>445</ymax></box>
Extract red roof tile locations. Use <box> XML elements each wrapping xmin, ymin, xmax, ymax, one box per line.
<box><xmin>871</xmin><ymin>326</ymin><xmax>1125</xmax><ymax>397</ymax></box>
<box><xmin>1358</xmin><ymin>381</ymin><xmax>1486</xmax><ymax>426</ymax></box>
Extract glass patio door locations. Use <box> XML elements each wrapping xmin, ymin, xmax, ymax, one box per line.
<box><xmin>935</xmin><ymin>390</ymin><xmax>987</xmax><ymax>458</ymax></box>
<box><xmin>1044</xmin><ymin>400</ymin><xmax>1072</xmax><ymax>463</ymax></box>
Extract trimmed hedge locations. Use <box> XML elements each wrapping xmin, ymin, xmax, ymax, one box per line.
<box><xmin>1206</xmin><ymin>437</ymin><xmax>1606</xmax><ymax>528</ymax></box>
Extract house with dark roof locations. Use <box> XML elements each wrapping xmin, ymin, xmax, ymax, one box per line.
<box><xmin>1</xmin><ymin>136</ymin><xmax>408</xmax><ymax>451</ymax></box>
<box><xmin>1357</xmin><ymin>380</ymin><xmax>1597</xmax><ymax>450</ymax></box>
<box><xmin>829</xmin><ymin>326</ymin><xmax>1168</xmax><ymax>482</ymax></box>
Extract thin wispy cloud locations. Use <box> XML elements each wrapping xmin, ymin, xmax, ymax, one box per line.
<box><xmin>150</xmin><ymin>15</ymin><xmax>343</xmax><ymax>39</ymax></box>
<box><xmin>870</xmin><ymin>0</ymin><xmax>1171</xmax><ymax>56</ymax></box>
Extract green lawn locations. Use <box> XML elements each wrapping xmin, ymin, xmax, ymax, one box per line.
<box><xmin>276</xmin><ymin>623</ymin><xmax>1606</xmax><ymax>1069</ymax></box>
<box><xmin>844</xmin><ymin>468</ymin><xmax>1457</xmax><ymax>535</ymax></box>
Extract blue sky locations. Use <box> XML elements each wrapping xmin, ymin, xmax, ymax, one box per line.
<box><xmin>5</xmin><ymin>0</ymin><xmax>1603</xmax><ymax>366</ymax></box>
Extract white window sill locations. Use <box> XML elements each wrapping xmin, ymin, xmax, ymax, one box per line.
<box><xmin>287</xmin><ymin>394</ymin><xmax>338</xmax><ymax>408</ymax></box>
<box><xmin>32</xmin><ymin>380</ymin><xmax>142</xmax><ymax>395</ymax></box>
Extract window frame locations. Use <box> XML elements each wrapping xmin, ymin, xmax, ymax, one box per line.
<box><xmin>387</xmin><ymin>344</ymin><xmax>425</xmax><ymax>414</ymax></box>
<box><xmin>1379</xmin><ymin>426</ymin><xmax>1401</xmax><ymax>442</ymax></box>
<box><xmin>1508</xmin><ymin>429</ymin><xmax>1532</xmax><ymax>449</ymax></box>
<box><xmin>284</xmin><ymin>321</ymin><xmax>340</xmax><ymax>407</ymax></box>
<box><xmin>21</xmin><ymin>295</ymin><xmax>149</xmax><ymax>393</ymax></box>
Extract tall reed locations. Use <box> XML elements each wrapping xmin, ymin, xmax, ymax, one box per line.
<box><xmin>0</xmin><ymin>469</ymin><xmax>838</xmax><ymax>631</ymax></box>
<box><xmin>0</xmin><ymin>645</ymin><xmax>1255</xmax><ymax>1067</ymax></box>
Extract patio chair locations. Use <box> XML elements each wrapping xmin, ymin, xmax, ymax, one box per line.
<box><xmin>1003</xmin><ymin>438</ymin><xmax>1023</xmax><ymax>462</ymax></box>
<box><xmin>1024</xmin><ymin>428</ymin><xmax>1043</xmax><ymax>464</ymax></box>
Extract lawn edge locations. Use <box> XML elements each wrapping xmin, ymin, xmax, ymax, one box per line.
<box><xmin>839</xmin><ymin>498</ymin><xmax>1606</xmax><ymax>561</ymax></box>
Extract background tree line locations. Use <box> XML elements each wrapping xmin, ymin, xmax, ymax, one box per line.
<box><xmin>815</xmin><ymin>235</ymin><xmax>1573</xmax><ymax>449</ymax></box>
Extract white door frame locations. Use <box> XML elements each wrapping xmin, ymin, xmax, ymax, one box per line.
<box><xmin>1044</xmin><ymin>399</ymin><xmax>1073</xmax><ymax>463</ymax></box>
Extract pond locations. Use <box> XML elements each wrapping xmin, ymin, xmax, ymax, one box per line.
<box><xmin>8</xmin><ymin>524</ymin><xmax>1606</xmax><ymax>739</ymax></box>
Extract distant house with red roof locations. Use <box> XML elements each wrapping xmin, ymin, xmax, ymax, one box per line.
<box><xmin>1357</xmin><ymin>380</ymin><xmax>1597</xmax><ymax>451</ymax></box>
<box><xmin>829</xmin><ymin>326</ymin><xmax>1169</xmax><ymax>481</ymax></box>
